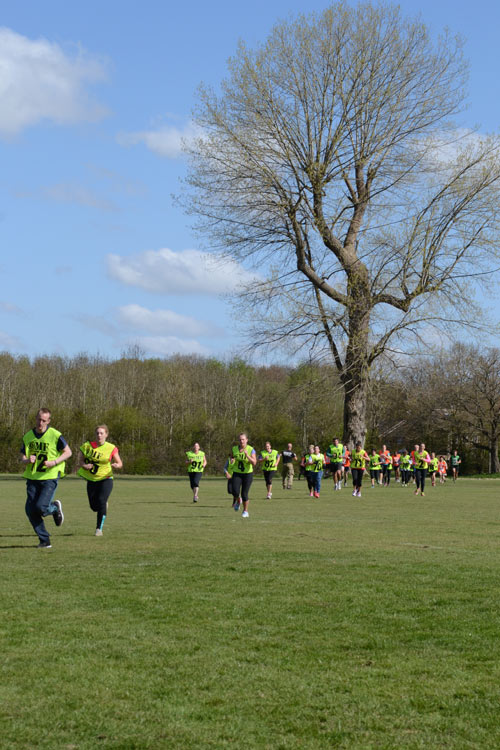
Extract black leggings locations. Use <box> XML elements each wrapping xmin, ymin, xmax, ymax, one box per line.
<box><xmin>415</xmin><ymin>468</ymin><xmax>427</xmax><ymax>492</ymax></box>
<box><xmin>351</xmin><ymin>468</ymin><xmax>364</xmax><ymax>488</ymax></box>
<box><xmin>401</xmin><ymin>470</ymin><xmax>411</xmax><ymax>484</ymax></box>
<box><xmin>231</xmin><ymin>472</ymin><xmax>253</xmax><ymax>502</ymax></box>
<box><xmin>87</xmin><ymin>478</ymin><xmax>113</xmax><ymax>529</ymax></box>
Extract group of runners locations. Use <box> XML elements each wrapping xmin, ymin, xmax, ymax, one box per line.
<box><xmin>21</xmin><ymin>408</ymin><xmax>123</xmax><ymax>548</ymax></box>
<box><xmin>185</xmin><ymin>435</ymin><xmax>463</xmax><ymax>516</ymax></box>
<box><xmin>21</xmin><ymin>408</ymin><xmax>463</xmax><ymax>546</ymax></box>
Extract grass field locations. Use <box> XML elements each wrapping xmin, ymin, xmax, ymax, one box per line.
<box><xmin>1</xmin><ymin>474</ymin><xmax>500</xmax><ymax>749</ymax></box>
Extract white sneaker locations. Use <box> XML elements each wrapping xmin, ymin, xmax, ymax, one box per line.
<box><xmin>241</xmin><ymin>510</ymin><xmax>249</xmax><ymax>518</ymax></box>
<box><xmin>352</xmin><ymin>490</ymin><xmax>357</xmax><ymax>496</ymax></box>
<box><xmin>95</xmin><ymin>529</ymin><xmax>103</xmax><ymax>536</ymax></box>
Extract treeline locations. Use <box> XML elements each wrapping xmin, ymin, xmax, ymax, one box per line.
<box><xmin>1</xmin><ymin>344</ymin><xmax>498</xmax><ymax>475</ymax></box>
<box><xmin>0</xmin><ymin>352</ymin><xmax>344</xmax><ymax>474</ymax></box>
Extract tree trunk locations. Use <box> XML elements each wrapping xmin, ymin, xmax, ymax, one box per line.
<box><xmin>342</xmin><ymin>288</ymin><xmax>371</xmax><ymax>447</ymax></box>
<box><xmin>343</xmin><ymin>371</ymin><xmax>368</xmax><ymax>447</ymax></box>
<box><xmin>489</xmin><ymin>433</ymin><xmax>500</xmax><ymax>473</ymax></box>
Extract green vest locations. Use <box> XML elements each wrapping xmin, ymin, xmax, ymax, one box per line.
<box><xmin>304</xmin><ymin>453</ymin><xmax>315</xmax><ymax>470</ymax></box>
<box><xmin>329</xmin><ymin>443</ymin><xmax>343</xmax><ymax>462</ymax></box>
<box><xmin>429</xmin><ymin>457</ymin><xmax>438</xmax><ymax>472</ymax></box>
<box><xmin>22</xmin><ymin>427</ymin><xmax>65</xmax><ymax>480</ymax></box>
<box><xmin>415</xmin><ymin>451</ymin><xmax>429</xmax><ymax>470</ymax></box>
<box><xmin>261</xmin><ymin>449</ymin><xmax>278</xmax><ymax>471</ymax></box>
<box><xmin>313</xmin><ymin>453</ymin><xmax>325</xmax><ymax>472</ymax></box>
<box><xmin>232</xmin><ymin>444</ymin><xmax>255</xmax><ymax>474</ymax></box>
<box><xmin>186</xmin><ymin>450</ymin><xmax>206</xmax><ymax>473</ymax></box>
<box><xmin>400</xmin><ymin>455</ymin><xmax>411</xmax><ymax>470</ymax></box>
<box><xmin>369</xmin><ymin>454</ymin><xmax>381</xmax><ymax>470</ymax></box>
<box><xmin>351</xmin><ymin>449</ymin><xmax>367</xmax><ymax>469</ymax></box>
<box><xmin>78</xmin><ymin>441</ymin><xmax>117</xmax><ymax>482</ymax></box>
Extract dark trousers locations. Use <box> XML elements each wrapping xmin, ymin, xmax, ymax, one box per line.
<box><xmin>25</xmin><ymin>478</ymin><xmax>59</xmax><ymax>544</ymax></box>
<box><xmin>87</xmin><ymin>478</ymin><xmax>114</xmax><ymax>529</ymax></box>
<box><xmin>351</xmin><ymin>468</ymin><xmax>364</xmax><ymax>488</ymax></box>
<box><xmin>231</xmin><ymin>472</ymin><xmax>253</xmax><ymax>502</ymax></box>
<box><xmin>415</xmin><ymin>468</ymin><xmax>427</xmax><ymax>492</ymax></box>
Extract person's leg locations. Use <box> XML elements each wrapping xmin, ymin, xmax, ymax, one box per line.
<box><xmin>241</xmin><ymin>473</ymin><xmax>253</xmax><ymax>515</ymax></box>
<box><xmin>287</xmin><ymin>463</ymin><xmax>294</xmax><ymax>489</ymax></box>
<box><xmin>25</xmin><ymin>480</ymin><xmax>50</xmax><ymax>545</ymax></box>
<box><xmin>92</xmin><ymin>479</ymin><xmax>114</xmax><ymax>533</ymax></box>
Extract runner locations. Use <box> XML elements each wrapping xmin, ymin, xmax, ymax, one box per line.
<box><xmin>185</xmin><ymin>442</ymin><xmax>207</xmax><ymax>503</ymax></box>
<box><xmin>230</xmin><ymin>433</ymin><xmax>257</xmax><ymax>517</ymax></box>
<box><xmin>20</xmin><ymin>408</ymin><xmax>72</xmax><ymax>548</ymax></box>
<box><xmin>280</xmin><ymin>443</ymin><xmax>297</xmax><ymax>490</ymax></box>
<box><xmin>303</xmin><ymin>444</ymin><xmax>316</xmax><ymax>497</ymax></box>
<box><xmin>392</xmin><ymin>450</ymin><xmax>401</xmax><ymax>482</ymax></box>
<box><xmin>438</xmin><ymin>455</ymin><xmax>448</xmax><ymax>484</ymax></box>
<box><xmin>311</xmin><ymin>445</ymin><xmax>326</xmax><ymax>498</ymax></box>
<box><xmin>224</xmin><ymin>457</ymin><xmax>241</xmax><ymax>509</ymax></box>
<box><xmin>414</xmin><ymin>443</ymin><xmax>431</xmax><ymax>496</ymax></box>
<box><xmin>379</xmin><ymin>444</ymin><xmax>390</xmax><ymax>486</ymax></box>
<box><xmin>343</xmin><ymin>445</ymin><xmax>351</xmax><ymax>486</ymax></box>
<box><xmin>351</xmin><ymin>443</ymin><xmax>370</xmax><ymax>498</ymax></box>
<box><xmin>327</xmin><ymin>437</ymin><xmax>344</xmax><ymax>490</ymax></box>
<box><xmin>400</xmin><ymin>450</ymin><xmax>412</xmax><ymax>486</ymax></box>
<box><xmin>450</xmin><ymin>450</ymin><xmax>461</xmax><ymax>481</ymax></box>
<box><xmin>258</xmin><ymin>441</ymin><xmax>280</xmax><ymax>499</ymax></box>
<box><xmin>369</xmin><ymin>449</ymin><xmax>381</xmax><ymax>487</ymax></box>
<box><xmin>410</xmin><ymin>444</ymin><xmax>420</xmax><ymax>484</ymax></box>
<box><xmin>78</xmin><ymin>424</ymin><xmax>123</xmax><ymax>535</ymax></box>
<box><xmin>383</xmin><ymin>451</ymin><xmax>393</xmax><ymax>487</ymax></box>
<box><xmin>428</xmin><ymin>452</ymin><xmax>438</xmax><ymax>487</ymax></box>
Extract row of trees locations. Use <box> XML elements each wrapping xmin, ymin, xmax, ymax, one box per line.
<box><xmin>1</xmin><ymin>346</ymin><xmax>498</xmax><ymax>474</ymax></box>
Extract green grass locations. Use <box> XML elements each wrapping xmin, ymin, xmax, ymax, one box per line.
<box><xmin>1</xmin><ymin>475</ymin><xmax>500</xmax><ymax>749</ymax></box>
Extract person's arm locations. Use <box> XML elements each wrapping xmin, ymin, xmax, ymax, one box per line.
<box><xmin>45</xmin><ymin>443</ymin><xmax>72</xmax><ymax>469</ymax></box>
<box><xmin>77</xmin><ymin>447</ymin><xmax>93</xmax><ymax>472</ymax></box>
<box><xmin>111</xmin><ymin>449</ymin><xmax>123</xmax><ymax>470</ymax></box>
<box><xmin>246</xmin><ymin>448</ymin><xmax>257</xmax><ymax>467</ymax></box>
<box><xmin>202</xmin><ymin>455</ymin><xmax>207</xmax><ymax>469</ymax></box>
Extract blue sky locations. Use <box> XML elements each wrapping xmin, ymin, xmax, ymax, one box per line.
<box><xmin>1</xmin><ymin>0</ymin><xmax>499</xmax><ymax>360</ymax></box>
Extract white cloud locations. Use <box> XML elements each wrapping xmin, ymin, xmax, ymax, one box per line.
<box><xmin>0</xmin><ymin>330</ymin><xmax>22</xmax><ymax>349</ymax></box>
<box><xmin>0</xmin><ymin>27</ymin><xmax>107</xmax><ymax>137</ymax></box>
<box><xmin>0</xmin><ymin>301</ymin><xmax>26</xmax><ymax>316</ymax></box>
<box><xmin>128</xmin><ymin>336</ymin><xmax>210</xmax><ymax>356</ymax></box>
<box><xmin>106</xmin><ymin>247</ymin><xmax>259</xmax><ymax>295</ymax></box>
<box><xmin>117</xmin><ymin>121</ymin><xmax>202</xmax><ymax>159</ymax></box>
<box><xmin>117</xmin><ymin>304</ymin><xmax>223</xmax><ymax>338</ymax></box>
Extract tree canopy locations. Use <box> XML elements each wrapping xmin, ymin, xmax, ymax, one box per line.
<box><xmin>185</xmin><ymin>1</ymin><xmax>500</xmax><ymax>444</ymax></box>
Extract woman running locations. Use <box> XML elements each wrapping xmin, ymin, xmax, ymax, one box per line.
<box><xmin>186</xmin><ymin>442</ymin><xmax>207</xmax><ymax>502</ymax></box>
<box><xmin>414</xmin><ymin>443</ymin><xmax>431</xmax><ymax>497</ymax></box>
<box><xmin>258</xmin><ymin>441</ymin><xmax>280</xmax><ymax>499</ymax></box>
<box><xmin>351</xmin><ymin>443</ymin><xmax>370</xmax><ymax>497</ymax></box>
<box><xmin>304</xmin><ymin>444</ymin><xmax>316</xmax><ymax>497</ymax></box>
<box><xmin>78</xmin><ymin>424</ymin><xmax>123</xmax><ymax>536</ymax></box>
<box><xmin>230</xmin><ymin>433</ymin><xmax>257</xmax><ymax>518</ymax></box>
<box><xmin>369</xmin><ymin>449</ymin><xmax>381</xmax><ymax>487</ymax></box>
<box><xmin>311</xmin><ymin>445</ymin><xmax>326</xmax><ymax>498</ymax></box>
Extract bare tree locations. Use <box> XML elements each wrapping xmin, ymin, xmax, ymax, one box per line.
<box><xmin>185</xmin><ymin>1</ymin><xmax>500</xmax><ymax>444</ymax></box>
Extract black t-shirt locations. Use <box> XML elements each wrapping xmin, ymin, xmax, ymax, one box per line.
<box><xmin>281</xmin><ymin>450</ymin><xmax>296</xmax><ymax>463</ymax></box>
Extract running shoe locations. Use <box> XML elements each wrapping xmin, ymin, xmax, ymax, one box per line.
<box><xmin>95</xmin><ymin>529</ymin><xmax>103</xmax><ymax>536</ymax></box>
<box><xmin>52</xmin><ymin>500</ymin><xmax>64</xmax><ymax>527</ymax></box>
<box><xmin>241</xmin><ymin>510</ymin><xmax>249</xmax><ymax>518</ymax></box>
<box><xmin>37</xmin><ymin>541</ymin><xmax>52</xmax><ymax>548</ymax></box>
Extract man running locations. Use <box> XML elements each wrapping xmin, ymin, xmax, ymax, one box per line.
<box><xmin>450</xmin><ymin>450</ymin><xmax>461</xmax><ymax>481</ymax></box>
<box><xmin>20</xmin><ymin>408</ymin><xmax>72</xmax><ymax>548</ymax></box>
<box><xmin>280</xmin><ymin>443</ymin><xmax>297</xmax><ymax>490</ymax></box>
<box><xmin>327</xmin><ymin>437</ymin><xmax>344</xmax><ymax>491</ymax></box>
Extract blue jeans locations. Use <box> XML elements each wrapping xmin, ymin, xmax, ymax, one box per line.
<box><xmin>312</xmin><ymin>471</ymin><xmax>323</xmax><ymax>493</ymax></box>
<box><xmin>25</xmin><ymin>479</ymin><xmax>59</xmax><ymax>544</ymax></box>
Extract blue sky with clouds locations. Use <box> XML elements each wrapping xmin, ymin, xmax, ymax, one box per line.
<box><xmin>1</xmin><ymin>0</ymin><xmax>499</xmax><ymax>359</ymax></box>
